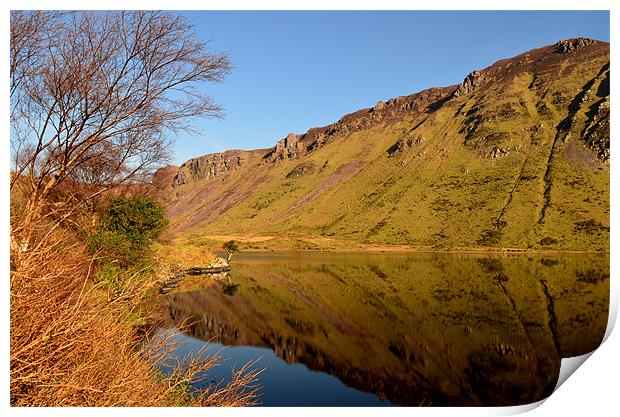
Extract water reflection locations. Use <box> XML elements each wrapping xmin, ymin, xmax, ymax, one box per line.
<box><xmin>162</xmin><ymin>252</ymin><xmax>609</xmax><ymax>406</ymax></box>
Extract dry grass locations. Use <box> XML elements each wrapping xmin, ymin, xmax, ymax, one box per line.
<box><xmin>152</xmin><ymin>241</ymin><xmax>217</xmax><ymax>269</ymax></box>
<box><xmin>10</xmin><ymin>232</ymin><xmax>261</xmax><ymax>406</ymax></box>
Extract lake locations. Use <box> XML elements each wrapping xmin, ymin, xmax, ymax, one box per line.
<box><xmin>154</xmin><ymin>251</ymin><xmax>609</xmax><ymax>406</ymax></box>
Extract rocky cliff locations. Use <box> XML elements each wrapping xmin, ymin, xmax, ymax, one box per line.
<box><xmin>172</xmin><ymin>148</ymin><xmax>271</xmax><ymax>187</ymax></box>
<box><xmin>263</xmin><ymin>86</ymin><xmax>452</xmax><ymax>163</ymax></box>
<box><xmin>160</xmin><ymin>39</ymin><xmax>609</xmax><ymax>251</ymax></box>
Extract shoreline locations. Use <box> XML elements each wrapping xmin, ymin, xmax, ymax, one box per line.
<box><xmin>240</xmin><ymin>247</ymin><xmax>610</xmax><ymax>255</ymax></box>
<box><xmin>234</xmin><ymin>247</ymin><xmax>608</xmax><ymax>255</ymax></box>
<box><xmin>174</xmin><ymin>235</ymin><xmax>608</xmax><ymax>256</ymax></box>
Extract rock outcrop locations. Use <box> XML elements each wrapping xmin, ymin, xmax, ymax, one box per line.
<box><xmin>489</xmin><ymin>146</ymin><xmax>510</xmax><ymax>159</ymax></box>
<box><xmin>272</xmin><ymin>133</ymin><xmax>304</xmax><ymax>161</ymax></box>
<box><xmin>554</xmin><ymin>38</ymin><xmax>597</xmax><ymax>54</ymax></box>
<box><xmin>264</xmin><ymin>87</ymin><xmax>451</xmax><ymax>163</ymax></box>
<box><xmin>173</xmin><ymin>150</ymin><xmax>248</xmax><ymax>186</ymax></box>
<box><xmin>373</xmin><ymin>100</ymin><xmax>386</xmax><ymax>111</ymax></box>
<box><xmin>286</xmin><ymin>161</ymin><xmax>316</xmax><ymax>179</ymax></box>
<box><xmin>387</xmin><ymin>136</ymin><xmax>424</xmax><ymax>157</ymax></box>
<box><xmin>583</xmin><ymin>98</ymin><xmax>610</xmax><ymax>161</ymax></box>
<box><xmin>160</xmin><ymin>257</ymin><xmax>231</xmax><ymax>294</ymax></box>
<box><xmin>453</xmin><ymin>71</ymin><xmax>483</xmax><ymax>97</ymax></box>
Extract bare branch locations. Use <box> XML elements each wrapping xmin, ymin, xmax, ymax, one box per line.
<box><xmin>10</xmin><ymin>11</ymin><xmax>231</xmax><ymax>244</ymax></box>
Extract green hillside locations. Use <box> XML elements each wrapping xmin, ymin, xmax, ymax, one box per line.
<box><xmin>162</xmin><ymin>38</ymin><xmax>610</xmax><ymax>251</ymax></box>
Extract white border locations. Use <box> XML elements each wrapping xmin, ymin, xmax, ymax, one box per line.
<box><xmin>2</xmin><ymin>1</ymin><xmax>616</xmax><ymax>417</ymax></box>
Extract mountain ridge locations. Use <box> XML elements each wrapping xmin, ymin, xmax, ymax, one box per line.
<box><xmin>159</xmin><ymin>38</ymin><xmax>610</xmax><ymax>251</ymax></box>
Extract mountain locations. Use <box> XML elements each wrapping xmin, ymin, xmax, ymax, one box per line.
<box><xmin>160</xmin><ymin>38</ymin><xmax>610</xmax><ymax>251</ymax></box>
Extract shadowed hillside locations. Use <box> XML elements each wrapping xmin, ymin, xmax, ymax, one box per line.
<box><xmin>162</xmin><ymin>38</ymin><xmax>610</xmax><ymax>251</ymax></box>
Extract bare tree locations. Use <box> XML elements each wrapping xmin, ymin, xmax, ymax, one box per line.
<box><xmin>10</xmin><ymin>11</ymin><xmax>231</xmax><ymax>248</ymax></box>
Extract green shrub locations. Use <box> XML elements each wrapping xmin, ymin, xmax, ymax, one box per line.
<box><xmin>93</xmin><ymin>259</ymin><xmax>155</xmax><ymax>301</ymax></box>
<box><xmin>89</xmin><ymin>197</ymin><xmax>168</xmax><ymax>266</ymax></box>
<box><xmin>94</xmin><ymin>262</ymin><xmax>123</xmax><ymax>288</ymax></box>
<box><xmin>88</xmin><ymin>231</ymin><xmax>135</xmax><ymax>265</ymax></box>
<box><xmin>223</xmin><ymin>240</ymin><xmax>239</xmax><ymax>261</ymax></box>
<box><xmin>539</xmin><ymin>236</ymin><xmax>559</xmax><ymax>246</ymax></box>
<box><xmin>102</xmin><ymin>198</ymin><xmax>168</xmax><ymax>245</ymax></box>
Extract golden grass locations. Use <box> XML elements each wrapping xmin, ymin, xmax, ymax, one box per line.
<box><xmin>152</xmin><ymin>241</ymin><xmax>217</xmax><ymax>269</ymax></box>
<box><xmin>10</xmin><ymin>233</ymin><xmax>260</xmax><ymax>406</ymax></box>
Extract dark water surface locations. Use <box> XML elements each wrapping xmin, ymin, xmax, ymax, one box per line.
<box><xmin>155</xmin><ymin>252</ymin><xmax>609</xmax><ymax>406</ymax></box>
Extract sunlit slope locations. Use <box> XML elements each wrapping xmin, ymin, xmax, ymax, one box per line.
<box><xmin>164</xmin><ymin>39</ymin><xmax>609</xmax><ymax>250</ymax></box>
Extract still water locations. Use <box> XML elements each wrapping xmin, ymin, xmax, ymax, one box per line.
<box><xmin>154</xmin><ymin>252</ymin><xmax>609</xmax><ymax>406</ymax></box>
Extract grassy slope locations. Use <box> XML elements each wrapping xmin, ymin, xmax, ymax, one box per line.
<box><xmin>164</xmin><ymin>41</ymin><xmax>609</xmax><ymax>251</ymax></box>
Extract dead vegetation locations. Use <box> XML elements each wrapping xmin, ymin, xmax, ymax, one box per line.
<box><xmin>10</xmin><ymin>232</ymin><xmax>261</xmax><ymax>406</ymax></box>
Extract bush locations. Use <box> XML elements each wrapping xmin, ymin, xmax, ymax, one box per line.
<box><xmin>102</xmin><ymin>197</ymin><xmax>168</xmax><ymax>246</ymax></box>
<box><xmin>94</xmin><ymin>262</ymin><xmax>122</xmax><ymax>287</ymax></box>
<box><xmin>539</xmin><ymin>236</ymin><xmax>559</xmax><ymax>246</ymax></box>
<box><xmin>88</xmin><ymin>231</ymin><xmax>135</xmax><ymax>265</ymax></box>
<box><xmin>223</xmin><ymin>240</ymin><xmax>239</xmax><ymax>260</ymax></box>
<box><xmin>88</xmin><ymin>197</ymin><xmax>168</xmax><ymax>266</ymax></box>
<box><xmin>93</xmin><ymin>261</ymin><xmax>154</xmax><ymax>298</ymax></box>
<box><xmin>223</xmin><ymin>240</ymin><xmax>239</xmax><ymax>252</ymax></box>
<box><xmin>477</xmin><ymin>229</ymin><xmax>502</xmax><ymax>245</ymax></box>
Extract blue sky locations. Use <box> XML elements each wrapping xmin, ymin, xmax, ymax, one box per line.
<box><xmin>171</xmin><ymin>10</ymin><xmax>609</xmax><ymax>165</ymax></box>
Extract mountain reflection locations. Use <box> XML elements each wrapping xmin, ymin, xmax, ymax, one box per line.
<box><xmin>164</xmin><ymin>252</ymin><xmax>608</xmax><ymax>406</ymax></box>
